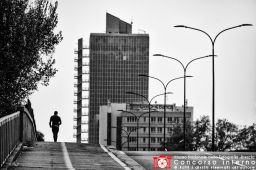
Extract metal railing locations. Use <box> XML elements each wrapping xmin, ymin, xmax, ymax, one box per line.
<box><xmin>0</xmin><ymin>107</ymin><xmax>37</xmax><ymax>167</ymax></box>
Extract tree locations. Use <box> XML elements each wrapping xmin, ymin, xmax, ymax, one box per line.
<box><xmin>165</xmin><ymin>121</ymin><xmax>194</xmax><ymax>151</ymax></box>
<box><xmin>192</xmin><ymin>115</ymin><xmax>211</xmax><ymax>151</ymax></box>
<box><xmin>235</xmin><ymin>124</ymin><xmax>256</xmax><ymax>151</ymax></box>
<box><xmin>215</xmin><ymin>119</ymin><xmax>239</xmax><ymax>151</ymax></box>
<box><xmin>0</xmin><ymin>0</ymin><xmax>63</xmax><ymax>117</ymax></box>
<box><xmin>246</xmin><ymin>124</ymin><xmax>256</xmax><ymax>151</ymax></box>
<box><xmin>165</xmin><ymin>116</ymin><xmax>254</xmax><ymax>151</ymax></box>
<box><xmin>165</xmin><ymin>124</ymin><xmax>183</xmax><ymax>151</ymax></box>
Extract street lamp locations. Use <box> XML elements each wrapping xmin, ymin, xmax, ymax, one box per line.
<box><xmin>118</xmin><ymin>109</ymin><xmax>156</xmax><ymax>151</ymax></box>
<box><xmin>153</xmin><ymin>54</ymin><xmax>213</xmax><ymax>150</ymax></box>
<box><xmin>126</xmin><ymin>91</ymin><xmax>173</xmax><ymax>151</ymax></box>
<box><xmin>174</xmin><ymin>24</ymin><xmax>253</xmax><ymax>151</ymax></box>
<box><xmin>138</xmin><ymin>75</ymin><xmax>192</xmax><ymax>150</ymax></box>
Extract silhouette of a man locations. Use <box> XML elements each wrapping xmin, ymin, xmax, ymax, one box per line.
<box><xmin>49</xmin><ymin>111</ymin><xmax>62</xmax><ymax>142</ymax></box>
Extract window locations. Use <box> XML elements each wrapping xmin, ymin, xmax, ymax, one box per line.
<box><xmin>151</xmin><ymin>127</ymin><xmax>156</xmax><ymax>133</ymax></box>
<box><xmin>144</xmin><ymin>117</ymin><xmax>147</xmax><ymax>122</ymax></box>
<box><xmin>127</xmin><ymin>116</ymin><xmax>136</xmax><ymax>122</ymax></box>
<box><xmin>157</xmin><ymin>117</ymin><xmax>162</xmax><ymax>123</ymax></box>
<box><xmin>157</xmin><ymin>127</ymin><xmax>162</xmax><ymax>133</ymax></box>
<box><xmin>157</xmin><ymin>137</ymin><xmax>162</xmax><ymax>143</ymax></box>
<box><xmin>151</xmin><ymin>117</ymin><xmax>156</xmax><ymax>123</ymax></box>
<box><xmin>143</xmin><ymin>127</ymin><xmax>147</xmax><ymax>133</ymax></box>
<box><xmin>151</xmin><ymin>137</ymin><xmax>156</xmax><ymax>143</ymax></box>
<box><xmin>167</xmin><ymin>117</ymin><xmax>172</xmax><ymax>123</ymax></box>
<box><xmin>129</xmin><ymin>137</ymin><xmax>136</xmax><ymax>143</ymax></box>
<box><xmin>127</xmin><ymin>126</ymin><xmax>136</xmax><ymax>132</ymax></box>
<box><xmin>143</xmin><ymin>138</ymin><xmax>146</xmax><ymax>143</ymax></box>
<box><xmin>167</xmin><ymin>127</ymin><xmax>173</xmax><ymax>133</ymax></box>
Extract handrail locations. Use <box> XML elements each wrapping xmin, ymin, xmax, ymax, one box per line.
<box><xmin>0</xmin><ymin>107</ymin><xmax>37</xmax><ymax>168</ymax></box>
<box><xmin>0</xmin><ymin>112</ymin><xmax>19</xmax><ymax>125</ymax></box>
<box><xmin>0</xmin><ymin>111</ymin><xmax>20</xmax><ymax>167</ymax></box>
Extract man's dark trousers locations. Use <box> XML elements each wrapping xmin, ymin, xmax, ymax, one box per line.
<box><xmin>52</xmin><ymin>125</ymin><xmax>59</xmax><ymax>142</ymax></box>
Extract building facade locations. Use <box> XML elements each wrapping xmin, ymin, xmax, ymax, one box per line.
<box><xmin>99</xmin><ymin>102</ymin><xmax>193</xmax><ymax>151</ymax></box>
<box><xmin>121</xmin><ymin>103</ymin><xmax>193</xmax><ymax>151</ymax></box>
<box><xmin>76</xmin><ymin>13</ymin><xmax>149</xmax><ymax>144</ymax></box>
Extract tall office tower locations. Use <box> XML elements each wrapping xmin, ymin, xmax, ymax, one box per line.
<box><xmin>88</xmin><ymin>13</ymin><xmax>149</xmax><ymax>144</ymax></box>
<box><xmin>74</xmin><ymin>39</ymin><xmax>90</xmax><ymax>143</ymax></box>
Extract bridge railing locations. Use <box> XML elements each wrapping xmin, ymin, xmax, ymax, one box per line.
<box><xmin>0</xmin><ymin>106</ymin><xmax>37</xmax><ymax>167</ymax></box>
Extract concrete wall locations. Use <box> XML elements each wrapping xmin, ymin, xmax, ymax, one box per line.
<box><xmin>99</xmin><ymin>103</ymin><xmax>126</xmax><ymax>147</ymax></box>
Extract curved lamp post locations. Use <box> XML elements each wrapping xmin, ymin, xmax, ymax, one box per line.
<box><xmin>174</xmin><ymin>24</ymin><xmax>253</xmax><ymax>151</ymax></box>
<box><xmin>126</xmin><ymin>91</ymin><xmax>173</xmax><ymax>151</ymax></box>
<box><xmin>138</xmin><ymin>75</ymin><xmax>192</xmax><ymax>150</ymax></box>
<box><xmin>153</xmin><ymin>54</ymin><xmax>213</xmax><ymax>150</ymax></box>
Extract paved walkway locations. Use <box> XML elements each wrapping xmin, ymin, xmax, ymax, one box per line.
<box><xmin>7</xmin><ymin>142</ymin><xmax>125</xmax><ymax>170</ymax></box>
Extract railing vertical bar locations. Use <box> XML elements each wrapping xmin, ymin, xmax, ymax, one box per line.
<box><xmin>7</xmin><ymin>120</ymin><xmax>9</xmax><ymax>156</ymax></box>
<box><xmin>0</xmin><ymin>122</ymin><xmax>2</xmax><ymax>166</ymax></box>
<box><xmin>6</xmin><ymin>119</ymin><xmax>10</xmax><ymax>155</ymax></box>
<box><xmin>11</xmin><ymin>118</ymin><xmax>14</xmax><ymax>149</ymax></box>
<box><xmin>4</xmin><ymin>122</ymin><xmax>6</xmax><ymax>166</ymax></box>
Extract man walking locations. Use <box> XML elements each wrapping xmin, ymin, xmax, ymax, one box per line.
<box><xmin>49</xmin><ymin>111</ymin><xmax>62</xmax><ymax>142</ymax></box>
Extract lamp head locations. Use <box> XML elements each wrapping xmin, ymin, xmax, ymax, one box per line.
<box><xmin>138</xmin><ymin>74</ymin><xmax>148</xmax><ymax>77</ymax></box>
<box><xmin>186</xmin><ymin>75</ymin><xmax>193</xmax><ymax>78</ymax></box>
<box><xmin>174</xmin><ymin>25</ymin><xmax>186</xmax><ymax>28</ymax></box>
<box><xmin>240</xmin><ymin>24</ymin><xmax>253</xmax><ymax>27</ymax></box>
<box><xmin>126</xmin><ymin>91</ymin><xmax>134</xmax><ymax>95</ymax></box>
<box><xmin>153</xmin><ymin>54</ymin><xmax>163</xmax><ymax>56</ymax></box>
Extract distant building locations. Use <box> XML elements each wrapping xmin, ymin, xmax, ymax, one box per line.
<box><xmin>74</xmin><ymin>13</ymin><xmax>149</xmax><ymax>144</ymax></box>
<box><xmin>88</xmin><ymin>13</ymin><xmax>149</xmax><ymax>144</ymax></box>
<box><xmin>99</xmin><ymin>102</ymin><xmax>193</xmax><ymax>151</ymax></box>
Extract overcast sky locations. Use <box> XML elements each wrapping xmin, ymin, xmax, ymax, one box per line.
<box><xmin>30</xmin><ymin>0</ymin><xmax>256</xmax><ymax>142</ymax></box>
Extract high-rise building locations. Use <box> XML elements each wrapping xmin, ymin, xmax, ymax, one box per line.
<box><xmin>74</xmin><ymin>13</ymin><xmax>149</xmax><ymax>143</ymax></box>
<box><xmin>89</xmin><ymin>13</ymin><xmax>149</xmax><ymax>144</ymax></box>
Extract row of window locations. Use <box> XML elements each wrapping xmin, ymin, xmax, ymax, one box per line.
<box><xmin>127</xmin><ymin>147</ymin><xmax>165</xmax><ymax>151</ymax></box>
<box><xmin>125</xmin><ymin>116</ymin><xmax>185</xmax><ymax>123</ymax></box>
<box><xmin>90</xmin><ymin>36</ymin><xmax>148</xmax><ymax>46</ymax></box>
<box><xmin>90</xmin><ymin>70</ymin><xmax>148</xmax><ymax>75</ymax></box>
<box><xmin>125</xmin><ymin>137</ymin><xmax>172</xmax><ymax>144</ymax></box>
<box><xmin>90</xmin><ymin>52</ymin><xmax>148</xmax><ymax>59</ymax></box>
<box><xmin>125</xmin><ymin>127</ymin><xmax>174</xmax><ymax>133</ymax></box>
<box><xmin>90</xmin><ymin>45</ymin><xmax>148</xmax><ymax>52</ymax></box>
